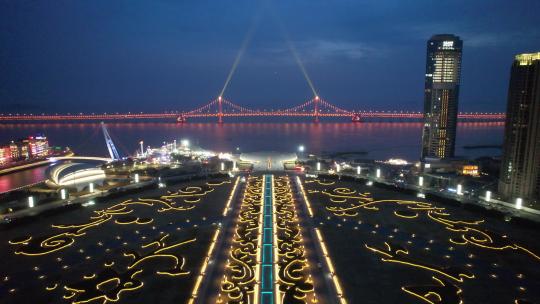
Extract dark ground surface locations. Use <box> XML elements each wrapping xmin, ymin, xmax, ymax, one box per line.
<box><xmin>0</xmin><ymin>177</ymin><xmax>233</xmax><ymax>304</ymax></box>
<box><xmin>302</xmin><ymin>177</ymin><xmax>540</xmax><ymax>304</ymax></box>
<box><xmin>2</xmin><ymin>173</ymin><xmax>539</xmax><ymax>304</ymax></box>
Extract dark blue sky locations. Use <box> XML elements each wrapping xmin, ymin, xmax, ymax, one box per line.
<box><xmin>1</xmin><ymin>0</ymin><xmax>539</xmax><ymax>113</ymax></box>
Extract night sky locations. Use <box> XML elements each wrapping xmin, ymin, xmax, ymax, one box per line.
<box><xmin>1</xmin><ymin>0</ymin><xmax>539</xmax><ymax>113</ymax></box>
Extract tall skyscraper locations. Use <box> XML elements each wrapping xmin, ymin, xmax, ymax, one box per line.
<box><xmin>421</xmin><ymin>34</ymin><xmax>463</xmax><ymax>159</ymax></box>
<box><xmin>499</xmin><ymin>52</ymin><xmax>540</xmax><ymax>203</ymax></box>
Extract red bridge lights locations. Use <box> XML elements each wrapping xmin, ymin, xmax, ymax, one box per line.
<box><xmin>0</xmin><ymin>96</ymin><xmax>505</xmax><ymax>123</ymax></box>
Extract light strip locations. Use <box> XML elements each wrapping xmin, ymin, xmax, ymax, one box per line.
<box><xmin>315</xmin><ymin>228</ymin><xmax>347</xmax><ymax>304</ymax></box>
<box><xmin>222</xmin><ymin>176</ymin><xmax>240</xmax><ymax>216</ymax></box>
<box><xmin>296</xmin><ymin>176</ymin><xmax>314</xmax><ymax>217</ymax></box>
<box><xmin>259</xmin><ymin>174</ymin><xmax>275</xmax><ymax>304</ymax></box>
<box><xmin>272</xmin><ymin>176</ymin><xmax>280</xmax><ymax>304</ymax></box>
<box><xmin>187</xmin><ymin>227</ymin><xmax>221</xmax><ymax>304</ymax></box>
<box><xmin>254</xmin><ymin>176</ymin><xmax>265</xmax><ymax>304</ymax></box>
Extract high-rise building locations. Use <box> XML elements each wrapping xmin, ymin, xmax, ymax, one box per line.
<box><xmin>499</xmin><ymin>52</ymin><xmax>540</xmax><ymax>203</ymax></box>
<box><xmin>0</xmin><ymin>135</ymin><xmax>50</xmax><ymax>166</ymax></box>
<box><xmin>0</xmin><ymin>146</ymin><xmax>10</xmax><ymax>165</ymax></box>
<box><xmin>24</xmin><ymin>135</ymin><xmax>49</xmax><ymax>158</ymax></box>
<box><xmin>421</xmin><ymin>34</ymin><xmax>463</xmax><ymax>159</ymax></box>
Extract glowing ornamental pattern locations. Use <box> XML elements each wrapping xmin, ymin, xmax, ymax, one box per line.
<box><xmin>402</xmin><ymin>276</ymin><xmax>463</xmax><ymax>304</ymax></box>
<box><xmin>274</xmin><ymin>176</ymin><xmax>316</xmax><ymax>303</ymax></box>
<box><xmin>220</xmin><ymin>176</ymin><xmax>263</xmax><ymax>303</ymax></box>
<box><xmin>7</xmin><ymin>180</ymin><xmax>231</xmax><ymax>303</ymax></box>
<box><xmin>365</xmin><ymin>241</ymin><xmax>469</xmax><ymax>303</ymax></box>
<box><xmin>10</xmin><ymin>183</ymin><xmax>220</xmax><ymax>256</ymax></box>
<box><xmin>304</xmin><ymin>178</ymin><xmax>540</xmax><ymax>304</ymax></box>
<box><xmin>63</xmin><ymin>234</ymin><xmax>195</xmax><ymax>304</ymax></box>
<box><xmin>365</xmin><ymin>241</ymin><xmax>474</xmax><ymax>280</ymax></box>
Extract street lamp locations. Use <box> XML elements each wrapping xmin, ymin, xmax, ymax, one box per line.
<box><xmin>485</xmin><ymin>191</ymin><xmax>491</xmax><ymax>202</ymax></box>
<box><xmin>457</xmin><ymin>184</ymin><xmax>463</xmax><ymax>195</ymax></box>
<box><xmin>516</xmin><ymin>198</ymin><xmax>523</xmax><ymax>209</ymax></box>
<box><xmin>298</xmin><ymin>145</ymin><xmax>305</xmax><ymax>153</ymax></box>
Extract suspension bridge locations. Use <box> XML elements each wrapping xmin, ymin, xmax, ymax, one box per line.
<box><xmin>0</xmin><ymin>96</ymin><xmax>505</xmax><ymax>123</ymax></box>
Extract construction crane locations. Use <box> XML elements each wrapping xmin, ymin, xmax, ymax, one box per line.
<box><xmin>101</xmin><ymin>122</ymin><xmax>121</xmax><ymax>161</ymax></box>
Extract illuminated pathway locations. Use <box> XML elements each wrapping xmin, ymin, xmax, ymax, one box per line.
<box><xmin>217</xmin><ymin>175</ymin><xmax>320</xmax><ymax>304</ymax></box>
<box><xmin>260</xmin><ymin>174</ymin><xmax>275</xmax><ymax>303</ymax></box>
<box><xmin>219</xmin><ymin>176</ymin><xmax>263</xmax><ymax>303</ymax></box>
<box><xmin>273</xmin><ymin>175</ymin><xmax>317</xmax><ymax>303</ymax></box>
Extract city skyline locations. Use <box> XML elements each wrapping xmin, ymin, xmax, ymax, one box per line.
<box><xmin>1</xmin><ymin>0</ymin><xmax>539</xmax><ymax>113</ymax></box>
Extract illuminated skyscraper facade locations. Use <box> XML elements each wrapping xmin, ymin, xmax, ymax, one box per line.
<box><xmin>421</xmin><ymin>34</ymin><xmax>463</xmax><ymax>159</ymax></box>
<box><xmin>499</xmin><ymin>52</ymin><xmax>540</xmax><ymax>202</ymax></box>
<box><xmin>0</xmin><ymin>135</ymin><xmax>49</xmax><ymax>166</ymax></box>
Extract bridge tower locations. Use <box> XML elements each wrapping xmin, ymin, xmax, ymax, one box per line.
<box><xmin>351</xmin><ymin>113</ymin><xmax>361</xmax><ymax>123</ymax></box>
<box><xmin>314</xmin><ymin>96</ymin><xmax>320</xmax><ymax>123</ymax></box>
<box><xmin>101</xmin><ymin>122</ymin><xmax>121</xmax><ymax>160</ymax></box>
<box><xmin>218</xmin><ymin>96</ymin><xmax>224</xmax><ymax>124</ymax></box>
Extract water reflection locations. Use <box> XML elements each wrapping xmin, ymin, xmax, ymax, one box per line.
<box><xmin>0</xmin><ymin>122</ymin><xmax>504</xmax><ymax>192</ymax></box>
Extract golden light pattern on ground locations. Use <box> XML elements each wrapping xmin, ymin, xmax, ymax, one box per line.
<box><xmin>402</xmin><ymin>276</ymin><xmax>463</xmax><ymax>304</ymax></box>
<box><xmin>365</xmin><ymin>241</ymin><xmax>469</xmax><ymax>303</ymax></box>
<box><xmin>10</xmin><ymin>184</ymin><xmax>218</xmax><ymax>256</ymax></box>
<box><xmin>62</xmin><ymin>234</ymin><xmax>195</xmax><ymax>303</ymax></box>
<box><xmin>273</xmin><ymin>176</ymin><xmax>316</xmax><ymax>303</ymax></box>
<box><xmin>303</xmin><ymin>178</ymin><xmax>540</xmax><ymax>304</ymax></box>
<box><xmin>309</xmin><ymin>178</ymin><xmax>540</xmax><ymax>261</ymax></box>
<box><xmin>5</xmin><ymin>179</ymin><xmax>231</xmax><ymax>304</ymax></box>
<box><xmin>219</xmin><ymin>176</ymin><xmax>263</xmax><ymax>303</ymax></box>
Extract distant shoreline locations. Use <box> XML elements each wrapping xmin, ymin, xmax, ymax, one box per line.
<box><xmin>0</xmin><ymin>151</ymin><xmax>73</xmax><ymax>176</ymax></box>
